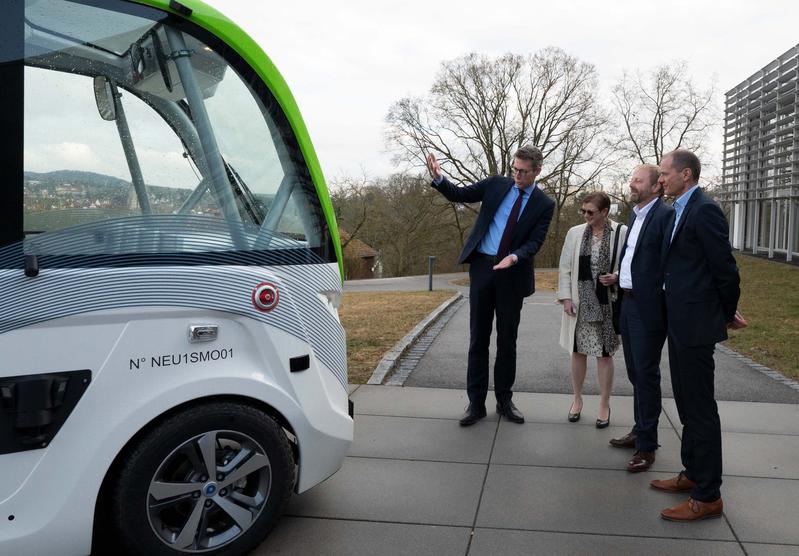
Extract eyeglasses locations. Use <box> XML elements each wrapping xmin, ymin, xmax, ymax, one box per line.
<box><xmin>580</xmin><ymin>208</ymin><xmax>597</xmax><ymax>216</ymax></box>
<box><xmin>511</xmin><ymin>166</ymin><xmax>533</xmax><ymax>176</ymax></box>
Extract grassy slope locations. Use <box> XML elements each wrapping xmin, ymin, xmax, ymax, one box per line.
<box><xmin>725</xmin><ymin>254</ymin><xmax>799</xmax><ymax>380</ymax></box>
<box><xmin>340</xmin><ymin>290</ymin><xmax>455</xmax><ymax>383</ymax></box>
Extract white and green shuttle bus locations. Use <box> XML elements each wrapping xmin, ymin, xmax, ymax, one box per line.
<box><xmin>0</xmin><ymin>1</ymin><xmax>353</xmax><ymax>554</ymax></box>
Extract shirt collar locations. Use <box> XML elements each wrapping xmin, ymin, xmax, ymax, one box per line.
<box><xmin>516</xmin><ymin>182</ymin><xmax>537</xmax><ymax>195</ymax></box>
<box><xmin>674</xmin><ymin>183</ymin><xmax>699</xmax><ymax>209</ymax></box>
<box><xmin>633</xmin><ymin>196</ymin><xmax>658</xmax><ymax>218</ymax></box>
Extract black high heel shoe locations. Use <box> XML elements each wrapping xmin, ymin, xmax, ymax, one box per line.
<box><xmin>596</xmin><ymin>407</ymin><xmax>611</xmax><ymax>429</ymax></box>
<box><xmin>568</xmin><ymin>402</ymin><xmax>582</xmax><ymax>423</ymax></box>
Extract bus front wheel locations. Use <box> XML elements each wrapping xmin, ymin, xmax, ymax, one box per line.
<box><xmin>109</xmin><ymin>402</ymin><xmax>295</xmax><ymax>555</ymax></box>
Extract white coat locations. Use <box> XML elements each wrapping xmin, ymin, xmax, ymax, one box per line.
<box><xmin>556</xmin><ymin>221</ymin><xmax>627</xmax><ymax>353</ymax></box>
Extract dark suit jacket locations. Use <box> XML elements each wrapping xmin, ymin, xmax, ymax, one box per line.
<box><xmin>618</xmin><ymin>197</ymin><xmax>674</xmax><ymax>332</ymax></box>
<box><xmin>432</xmin><ymin>175</ymin><xmax>554</xmax><ymax>297</ymax></box>
<box><xmin>663</xmin><ymin>188</ymin><xmax>740</xmax><ymax>346</ymax></box>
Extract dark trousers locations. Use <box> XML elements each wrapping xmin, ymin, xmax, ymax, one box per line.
<box><xmin>467</xmin><ymin>256</ymin><xmax>524</xmax><ymax>407</ymax></box>
<box><xmin>619</xmin><ymin>294</ymin><xmax>665</xmax><ymax>452</ymax></box>
<box><xmin>667</xmin><ymin>334</ymin><xmax>723</xmax><ymax>502</ymax></box>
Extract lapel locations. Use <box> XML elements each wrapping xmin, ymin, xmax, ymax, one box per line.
<box><xmin>488</xmin><ymin>178</ymin><xmax>516</xmax><ymax>218</ymax></box>
<box><xmin>631</xmin><ymin>197</ymin><xmax>660</xmax><ymax>259</ymax></box>
<box><xmin>668</xmin><ymin>187</ymin><xmax>701</xmax><ymax>251</ymax></box>
<box><xmin>618</xmin><ymin>212</ymin><xmax>635</xmax><ymax>263</ymax></box>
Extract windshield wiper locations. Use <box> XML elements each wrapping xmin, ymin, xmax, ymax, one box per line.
<box><xmin>224</xmin><ymin>161</ymin><xmax>265</xmax><ymax>225</ymax></box>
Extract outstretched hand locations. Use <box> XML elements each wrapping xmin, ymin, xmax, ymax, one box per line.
<box><xmin>727</xmin><ymin>310</ymin><xmax>748</xmax><ymax>330</ymax></box>
<box><xmin>426</xmin><ymin>153</ymin><xmax>442</xmax><ymax>181</ymax></box>
<box><xmin>492</xmin><ymin>254</ymin><xmax>517</xmax><ymax>270</ymax></box>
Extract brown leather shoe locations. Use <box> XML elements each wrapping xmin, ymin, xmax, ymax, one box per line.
<box><xmin>650</xmin><ymin>471</ymin><xmax>696</xmax><ymax>492</ymax></box>
<box><xmin>609</xmin><ymin>431</ymin><xmax>637</xmax><ymax>448</ymax></box>
<box><xmin>660</xmin><ymin>497</ymin><xmax>723</xmax><ymax>521</ymax></box>
<box><xmin>626</xmin><ymin>451</ymin><xmax>655</xmax><ymax>473</ymax></box>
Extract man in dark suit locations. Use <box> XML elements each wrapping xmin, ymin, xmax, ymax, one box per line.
<box><xmin>651</xmin><ymin>149</ymin><xmax>742</xmax><ymax>521</ymax></box>
<box><xmin>426</xmin><ymin>146</ymin><xmax>554</xmax><ymax>426</ymax></box>
<box><xmin>606</xmin><ymin>164</ymin><xmax>674</xmax><ymax>473</ymax></box>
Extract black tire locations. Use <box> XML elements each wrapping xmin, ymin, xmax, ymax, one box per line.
<box><xmin>108</xmin><ymin>402</ymin><xmax>295</xmax><ymax>556</ymax></box>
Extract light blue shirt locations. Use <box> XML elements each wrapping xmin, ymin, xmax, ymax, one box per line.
<box><xmin>670</xmin><ymin>183</ymin><xmax>699</xmax><ymax>242</ymax></box>
<box><xmin>478</xmin><ymin>183</ymin><xmax>536</xmax><ymax>256</ymax></box>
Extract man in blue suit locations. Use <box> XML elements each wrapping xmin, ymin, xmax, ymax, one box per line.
<box><xmin>651</xmin><ymin>149</ymin><xmax>742</xmax><ymax>521</ymax></box>
<box><xmin>427</xmin><ymin>146</ymin><xmax>555</xmax><ymax>426</ymax></box>
<box><xmin>607</xmin><ymin>164</ymin><xmax>674</xmax><ymax>473</ymax></box>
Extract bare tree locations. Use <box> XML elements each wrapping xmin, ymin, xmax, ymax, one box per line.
<box><xmin>330</xmin><ymin>175</ymin><xmax>371</xmax><ymax>248</ymax></box>
<box><xmin>612</xmin><ymin>62</ymin><xmax>717</xmax><ymax>166</ymax></box>
<box><xmin>386</xmin><ymin>48</ymin><xmax>617</xmax><ymax>266</ymax></box>
<box><xmin>387</xmin><ymin>48</ymin><xmax>611</xmax><ymax>185</ymax></box>
<box><xmin>331</xmin><ymin>173</ymin><xmax>473</xmax><ymax>277</ymax></box>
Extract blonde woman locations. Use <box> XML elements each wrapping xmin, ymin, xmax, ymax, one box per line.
<box><xmin>557</xmin><ymin>191</ymin><xmax>627</xmax><ymax>428</ymax></box>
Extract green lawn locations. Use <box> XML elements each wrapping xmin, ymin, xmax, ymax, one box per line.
<box><xmin>725</xmin><ymin>254</ymin><xmax>799</xmax><ymax>381</ymax></box>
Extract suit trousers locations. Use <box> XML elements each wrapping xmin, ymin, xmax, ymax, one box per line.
<box><xmin>667</xmin><ymin>333</ymin><xmax>723</xmax><ymax>502</ymax></box>
<box><xmin>467</xmin><ymin>255</ymin><xmax>524</xmax><ymax>407</ymax></box>
<box><xmin>619</xmin><ymin>295</ymin><xmax>664</xmax><ymax>453</ymax></box>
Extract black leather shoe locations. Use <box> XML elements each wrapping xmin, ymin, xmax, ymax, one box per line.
<box><xmin>496</xmin><ymin>401</ymin><xmax>524</xmax><ymax>424</ymax></box>
<box><xmin>459</xmin><ymin>404</ymin><xmax>487</xmax><ymax>426</ymax></box>
<box><xmin>596</xmin><ymin>407</ymin><xmax>610</xmax><ymax>429</ymax></box>
<box><xmin>568</xmin><ymin>402</ymin><xmax>582</xmax><ymax>423</ymax></box>
<box><xmin>609</xmin><ymin>431</ymin><xmax>637</xmax><ymax>448</ymax></box>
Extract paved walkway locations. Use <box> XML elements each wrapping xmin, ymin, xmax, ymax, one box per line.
<box><xmin>405</xmin><ymin>290</ymin><xmax>799</xmax><ymax>403</ymax></box>
<box><xmin>257</xmin><ymin>275</ymin><xmax>799</xmax><ymax>555</ymax></box>
<box><xmin>262</xmin><ymin>386</ymin><xmax>799</xmax><ymax>555</ymax></box>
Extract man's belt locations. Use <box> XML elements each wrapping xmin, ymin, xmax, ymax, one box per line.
<box><xmin>474</xmin><ymin>252</ymin><xmax>501</xmax><ymax>264</ymax></box>
<box><xmin>621</xmin><ymin>288</ymin><xmax>634</xmax><ymax>297</ymax></box>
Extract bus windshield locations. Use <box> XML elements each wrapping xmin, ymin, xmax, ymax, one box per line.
<box><xmin>20</xmin><ymin>0</ymin><xmax>328</xmax><ymax>260</ymax></box>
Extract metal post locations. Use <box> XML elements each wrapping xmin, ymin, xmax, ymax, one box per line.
<box><xmin>110</xmin><ymin>82</ymin><xmax>151</xmax><ymax>214</ymax></box>
<box><xmin>428</xmin><ymin>256</ymin><xmax>436</xmax><ymax>291</ymax></box>
<box><xmin>164</xmin><ymin>26</ymin><xmax>246</xmax><ymax>250</ymax></box>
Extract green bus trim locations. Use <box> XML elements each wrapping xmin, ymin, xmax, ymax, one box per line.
<box><xmin>134</xmin><ymin>0</ymin><xmax>344</xmax><ymax>279</ymax></box>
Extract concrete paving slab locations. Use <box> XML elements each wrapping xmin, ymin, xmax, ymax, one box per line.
<box><xmin>477</xmin><ymin>465</ymin><xmax>736</xmax><ymax>540</ymax></box>
<box><xmin>287</xmin><ymin>457</ymin><xmax>486</xmax><ymax>527</ymax></box>
<box><xmin>348</xmin><ymin>383</ymin><xmax>360</xmax><ymax>395</ymax></box>
<box><xmin>663</xmin><ymin>399</ymin><xmax>799</xmax><ymax>435</ymax></box>
<box><xmin>350</xmin><ymin>385</ymin><xmax>498</xmax><ymax>421</ymax></box>
<box><xmin>259</xmin><ymin>517</ymin><xmax>471</xmax><ymax>556</ymax></box>
<box><xmin>722</xmin><ymin>476</ymin><xmax>799</xmax><ymax>545</ymax></box>
<box><xmin>469</xmin><ymin>528</ymin><xmax>745</xmax><ymax>556</ymax></box>
<box><xmin>350</xmin><ymin>415</ymin><xmax>496</xmax><ymax>463</ymax></box>
<box><xmin>722</xmin><ymin>432</ymin><xmax>799</xmax><ymax>479</ymax></box>
<box><xmin>743</xmin><ymin>543</ymin><xmax>799</xmax><ymax>555</ymax></box>
<box><xmin>491</xmin><ymin>421</ymin><xmax>683</xmax><ymax>473</ymax></box>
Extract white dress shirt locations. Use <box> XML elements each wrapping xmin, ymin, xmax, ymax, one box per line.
<box><xmin>618</xmin><ymin>197</ymin><xmax>658</xmax><ymax>289</ymax></box>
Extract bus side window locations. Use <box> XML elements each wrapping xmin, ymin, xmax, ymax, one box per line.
<box><xmin>24</xmin><ymin>68</ymin><xmax>135</xmax><ymax>233</ymax></box>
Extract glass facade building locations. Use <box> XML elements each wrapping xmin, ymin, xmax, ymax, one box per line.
<box><xmin>722</xmin><ymin>43</ymin><xmax>799</xmax><ymax>262</ymax></box>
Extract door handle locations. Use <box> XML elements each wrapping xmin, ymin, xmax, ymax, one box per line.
<box><xmin>24</xmin><ymin>255</ymin><xmax>39</xmax><ymax>277</ymax></box>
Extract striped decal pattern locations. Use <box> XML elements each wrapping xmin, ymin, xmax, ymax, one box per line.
<box><xmin>1</xmin><ymin>215</ymin><xmax>333</xmax><ymax>269</ymax></box>
<box><xmin>0</xmin><ymin>263</ymin><xmax>347</xmax><ymax>390</ymax></box>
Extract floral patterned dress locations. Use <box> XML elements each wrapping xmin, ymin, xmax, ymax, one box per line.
<box><xmin>574</xmin><ymin>234</ymin><xmax>616</xmax><ymax>357</ymax></box>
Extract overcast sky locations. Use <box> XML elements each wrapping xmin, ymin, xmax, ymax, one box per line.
<box><xmin>204</xmin><ymin>0</ymin><xmax>799</xmax><ymax>183</ymax></box>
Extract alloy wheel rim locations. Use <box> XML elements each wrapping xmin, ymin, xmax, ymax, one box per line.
<box><xmin>146</xmin><ymin>429</ymin><xmax>272</xmax><ymax>552</ymax></box>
